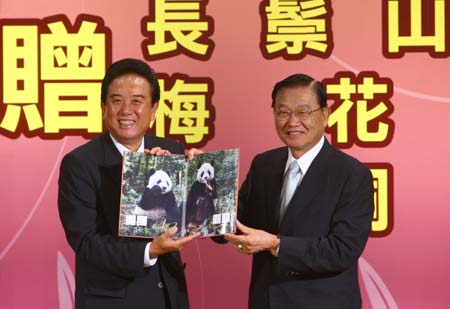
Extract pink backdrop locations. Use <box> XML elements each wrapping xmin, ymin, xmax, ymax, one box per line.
<box><xmin>1</xmin><ymin>1</ymin><xmax>450</xmax><ymax>308</ymax></box>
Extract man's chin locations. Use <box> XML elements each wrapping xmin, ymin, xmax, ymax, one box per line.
<box><xmin>281</xmin><ymin>136</ymin><xmax>305</xmax><ymax>147</ymax></box>
<box><xmin>110</xmin><ymin>131</ymin><xmax>142</xmax><ymax>143</ymax></box>
<box><xmin>112</xmin><ymin>128</ymin><xmax>138</xmax><ymax>138</ymax></box>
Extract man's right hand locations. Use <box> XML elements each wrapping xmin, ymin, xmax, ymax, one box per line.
<box><xmin>149</xmin><ymin>227</ymin><xmax>200</xmax><ymax>258</ymax></box>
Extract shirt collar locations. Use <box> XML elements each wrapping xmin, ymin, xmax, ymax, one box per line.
<box><xmin>285</xmin><ymin>135</ymin><xmax>325</xmax><ymax>176</ymax></box>
<box><xmin>109</xmin><ymin>133</ymin><xmax>145</xmax><ymax>156</ymax></box>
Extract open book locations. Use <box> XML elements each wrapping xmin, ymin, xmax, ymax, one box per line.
<box><xmin>118</xmin><ymin>148</ymin><xmax>239</xmax><ymax>239</ymax></box>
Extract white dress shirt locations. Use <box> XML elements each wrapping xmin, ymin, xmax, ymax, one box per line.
<box><xmin>283</xmin><ymin>135</ymin><xmax>324</xmax><ymax>179</ymax></box>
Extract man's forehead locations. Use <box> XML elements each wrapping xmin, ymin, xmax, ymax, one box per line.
<box><xmin>275</xmin><ymin>86</ymin><xmax>317</xmax><ymax>103</ymax></box>
<box><xmin>111</xmin><ymin>73</ymin><xmax>148</xmax><ymax>85</ymax></box>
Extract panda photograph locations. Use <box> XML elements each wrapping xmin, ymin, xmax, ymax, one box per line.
<box><xmin>134</xmin><ymin>168</ymin><xmax>181</xmax><ymax>230</ymax></box>
<box><xmin>185</xmin><ymin>161</ymin><xmax>218</xmax><ymax>230</ymax></box>
<box><xmin>184</xmin><ymin>149</ymin><xmax>239</xmax><ymax>236</ymax></box>
<box><xmin>119</xmin><ymin>153</ymin><xmax>187</xmax><ymax>238</ymax></box>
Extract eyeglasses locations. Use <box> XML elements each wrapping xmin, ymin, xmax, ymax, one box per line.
<box><xmin>273</xmin><ymin>107</ymin><xmax>323</xmax><ymax>121</ymax></box>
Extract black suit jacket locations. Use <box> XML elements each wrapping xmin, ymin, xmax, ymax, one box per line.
<box><xmin>238</xmin><ymin>139</ymin><xmax>374</xmax><ymax>309</ymax></box>
<box><xmin>58</xmin><ymin>132</ymin><xmax>189</xmax><ymax>309</ymax></box>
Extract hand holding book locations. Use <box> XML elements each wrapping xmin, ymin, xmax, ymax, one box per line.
<box><xmin>149</xmin><ymin>226</ymin><xmax>200</xmax><ymax>258</ymax></box>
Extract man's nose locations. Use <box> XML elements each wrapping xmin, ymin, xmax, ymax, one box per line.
<box><xmin>286</xmin><ymin>112</ymin><xmax>301</xmax><ymax>125</ymax></box>
<box><xmin>118</xmin><ymin>101</ymin><xmax>133</xmax><ymax>113</ymax></box>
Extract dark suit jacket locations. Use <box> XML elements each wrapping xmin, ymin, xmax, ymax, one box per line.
<box><xmin>58</xmin><ymin>132</ymin><xmax>189</xmax><ymax>309</ymax></box>
<box><xmin>238</xmin><ymin>139</ymin><xmax>374</xmax><ymax>309</ymax></box>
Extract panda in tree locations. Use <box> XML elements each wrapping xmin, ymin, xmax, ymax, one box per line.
<box><xmin>134</xmin><ymin>169</ymin><xmax>180</xmax><ymax>228</ymax></box>
<box><xmin>186</xmin><ymin>161</ymin><xmax>218</xmax><ymax>229</ymax></box>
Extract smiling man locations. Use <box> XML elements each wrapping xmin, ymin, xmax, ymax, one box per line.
<box><xmin>58</xmin><ymin>58</ymin><xmax>199</xmax><ymax>309</ymax></box>
<box><xmin>225</xmin><ymin>74</ymin><xmax>374</xmax><ymax>309</ymax></box>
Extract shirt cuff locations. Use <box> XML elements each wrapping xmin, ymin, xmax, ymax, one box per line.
<box><xmin>271</xmin><ymin>235</ymin><xmax>280</xmax><ymax>257</ymax></box>
<box><xmin>144</xmin><ymin>242</ymin><xmax>158</xmax><ymax>267</ymax></box>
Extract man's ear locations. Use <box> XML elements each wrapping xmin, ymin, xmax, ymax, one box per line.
<box><xmin>101</xmin><ymin>102</ymin><xmax>106</xmax><ymax>120</ymax></box>
<box><xmin>322</xmin><ymin>106</ymin><xmax>330</xmax><ymax>128</ymax></box>
<box><xmin>150</xmin><ymin>101</ymin><xmax>159</xmax><ymax>121</ymax></box>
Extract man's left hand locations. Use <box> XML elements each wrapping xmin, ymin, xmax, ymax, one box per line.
<box><xmin>185</xmin><ymin>148</ymin><xmax>204</xmax><ymax>160</ymax></box>
<box><xmin>225</xmin><ymin>220</ymin><xmax>279</xmax><ymax>255</ymax></box>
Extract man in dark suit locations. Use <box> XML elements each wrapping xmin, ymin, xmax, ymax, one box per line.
<box><xmin>58</xmin><ymin>58</ymin><xmax>199</xmax><ymax>309</ymax></box>
<box><xmin>225</xmin><ymin>74</ymin><xmax>374</xmax><ymax>308</ymax></box>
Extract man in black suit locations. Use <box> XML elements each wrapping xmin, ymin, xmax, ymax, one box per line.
<box><xmin>225</xmin><ymin>74</ymin><xmax>374</xmax><ymax>308</ymax></box>
<box><xmin>58</xmin><ymin>58</ymin><xmax>199</xmax><ymax>309</ymax></box>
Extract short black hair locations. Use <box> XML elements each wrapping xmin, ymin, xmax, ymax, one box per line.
<box><xmin>271</xmin><ymin>73</ymin><xmax>327</xmax><ymax>108</ymax></box>
<box><xmin>101</xmin><ymin>58</ymin><xmax>160</xmax><ymax>105</ymax></box>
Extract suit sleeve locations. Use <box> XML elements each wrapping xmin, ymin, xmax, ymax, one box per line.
<box><xmin>58</xmin><ymin>152</ymin><xmax>148</xmax><ymax>279</ymax></box>
<box><xmin>278</xmin><ymin>163</ymin><xmax>374</xmax><ymax>275</ymax></box>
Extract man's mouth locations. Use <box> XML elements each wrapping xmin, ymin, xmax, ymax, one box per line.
<box><xmin>286</xmin><ymin>130</ymin><xmax>304</xmax><ymax>136</ymax></box>
<box><xmin>119</xmin><ymin>120</ymin><xmax>135</xmax><ymax>127</ymax></box>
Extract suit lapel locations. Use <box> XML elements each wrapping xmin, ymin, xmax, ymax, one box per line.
<box><xmin>100</xmin><ymin>133</ymin><xmax>123</xmax><ymax>167</ymax></box>
<box><xmin>144</xmin><ymin>134</ymin><xmax>153</xmax><ymax>149</ymax></box>
<box><xmin>98</xmin><ymin>133</ymin><xmax>123</xmax><ymax>234</ymax></box>
<box><xmin>267</xmin><ymin>148</ymin><xmax>288</xmax><ymax>230</ymax></box>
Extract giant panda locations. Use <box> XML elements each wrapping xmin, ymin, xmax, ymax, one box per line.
<box><xmin>134</xmin><ymin>169</ymin><xmax>180</xmax><ymax>227</ymax></box>
<box><xmin>186</xmin><ymin>161</ymin><xmax>218</xmax><ymax>229</ymax></box>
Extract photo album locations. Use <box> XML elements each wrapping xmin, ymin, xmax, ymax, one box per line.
<box><xmin>118</xmin><ymin>149</ymin><xmax>239</xmax><ymax>239</ymax></box>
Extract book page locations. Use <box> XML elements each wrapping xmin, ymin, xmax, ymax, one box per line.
<box><xmin>119</xmin><ymin>153</ymin><xmax>186</xmax><ymax>239</ymax></box>
<box><xmin>184</xmin><ymin>149</ymin><xmax>239</xmax><ymax>237</ymax></box>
